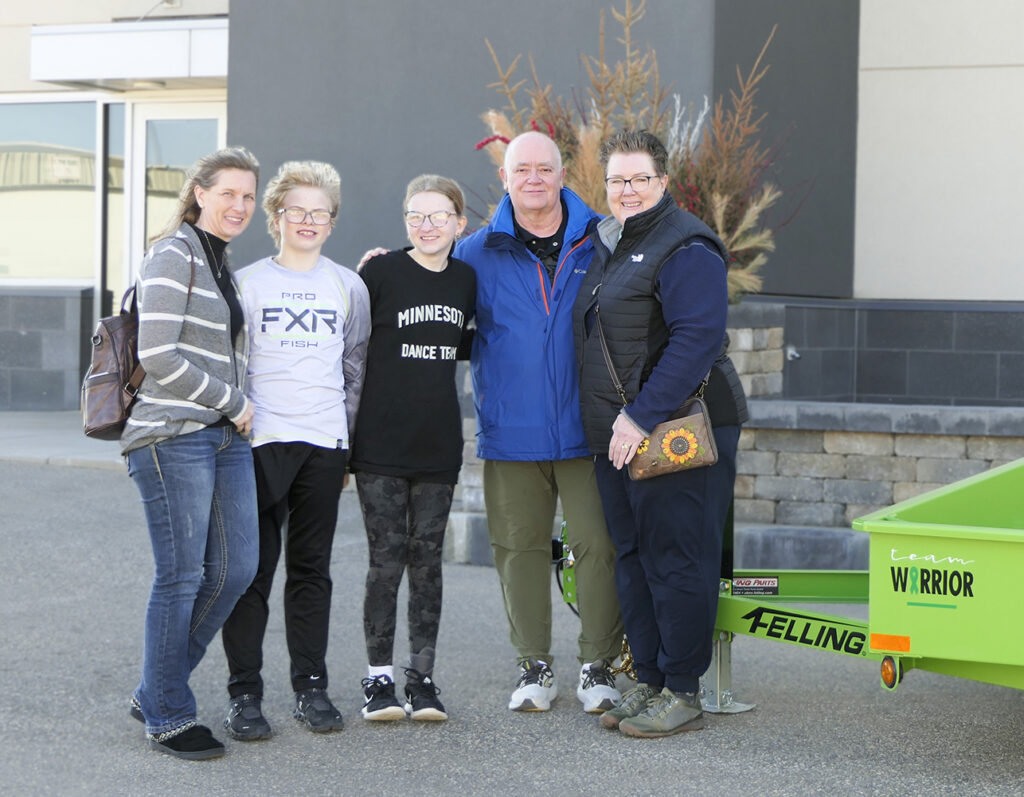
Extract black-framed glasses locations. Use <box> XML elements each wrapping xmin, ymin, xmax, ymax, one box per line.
<box><xmin>605</xmin><ymin>175</ymin><xmax>656</xmax><ymax>193</ymax></box>
<box><xmin>405</xmin><ymin>210</ymin><xmax>458</xmax><ymax>228</ymax></box>
<box><xmin>278</xmin><ymin>206</ymin><xmax>334</xmax><ymax>225</ymax></box>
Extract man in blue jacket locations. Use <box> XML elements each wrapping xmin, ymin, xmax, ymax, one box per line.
<box><xmin>455</xmin><ymin>132</ymin><xmax>623</xmax><ymax>713</ymax></box>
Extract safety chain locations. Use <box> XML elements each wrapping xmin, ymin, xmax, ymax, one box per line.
<box><xmin>609</xmin><ymin>635</ymin><xmax>637</xmax><ymax>680</ymax></box>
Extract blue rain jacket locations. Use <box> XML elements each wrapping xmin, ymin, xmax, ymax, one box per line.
<box><xmin>455</xmin><ymin>188</ymin><xmax>599</xmax><ymax>461</ymax></box>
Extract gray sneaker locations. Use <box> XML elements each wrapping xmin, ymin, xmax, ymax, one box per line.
<box><xmin>599</xmin><ymin>682</ymin><xmax>657</xmax><ymax>730</ymax></box>
<box><xmin>618</xmin><ymin>687</ymin><xmax>704</xmax><ymax>738</ymax></box>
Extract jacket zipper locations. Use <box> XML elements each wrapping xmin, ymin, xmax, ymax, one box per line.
<box><xmin>534</xmin><ymin>236</ymin><xmax>590</xmax><ymax>316</ymax></box>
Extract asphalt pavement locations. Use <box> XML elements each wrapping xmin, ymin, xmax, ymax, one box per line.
<box><xmin>2</xmin><ymin>412</ymin><xmax>1024</xmax><ymax>796</ymax></box>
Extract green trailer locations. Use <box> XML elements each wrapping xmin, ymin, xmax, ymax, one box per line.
<box><xmin>703</xmin><ymin>458</ymin><xmax>1024</xmax><ymax>712</ymax></box>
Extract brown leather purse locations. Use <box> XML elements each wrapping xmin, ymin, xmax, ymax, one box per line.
<box><xmin>594</xmin><ymin>306</ymin><xmax>718</xmax><ymax>480</ymax></box>
<box><xmin>81</xmin><ymin>241</ymin><xmax>196</xmax><ymax>440</ymax></box>
<box><xmin>625</xmin><ymin>395</ymin><xmax>718</xmax><ymax>480</ymax></box>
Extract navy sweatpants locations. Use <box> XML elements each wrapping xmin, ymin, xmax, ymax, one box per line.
<box><xmin>593</xmin><ymin>424</ymin><xmax>739</xmax><ymax>693</ymax></box>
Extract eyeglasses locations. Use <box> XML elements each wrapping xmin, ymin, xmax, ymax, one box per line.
<box><xmin>405</xmin><ymin>210</ymin><xmax>458</xmax><ymax>228</ymax></box>
<box><xmin>278</xmin><ymin>206</ymin><xmax>334</xmax><ymax>225</ymax></box>
<box><xmin>605</xmin><ymin>175</ymin><xmax>657</xmax><ymax>193</ymax></box>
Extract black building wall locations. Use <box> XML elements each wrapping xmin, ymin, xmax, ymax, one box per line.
<box><xmin>226</xmin><ymin>0</ymin><xmax>717</xmax><ymax>267</ymax></box>
<box><xmin>714</xmin><ymin>0</ymin><xmax>860</xmax><ymax>299</ymax></box>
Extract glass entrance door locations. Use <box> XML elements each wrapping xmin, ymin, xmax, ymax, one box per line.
<box><xmin>126</xmin><ymin>102</ymin><xmax>225</xmax><ymax>288</ymax></box>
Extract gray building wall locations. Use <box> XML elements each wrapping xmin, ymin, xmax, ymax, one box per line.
<box><xmin>780</xmin><ymin>299</ymin><xmax>1024</xmax><ymax>406</ymax></box>
<box><xmin>226</xmin><ymin>0</ymin><xmax>717</xmax><ymax>267</ymax></box>
<box><xmin>713</xmin><ymin>0</ymin><xmax>860</xmax><ymax>299</ymax></box>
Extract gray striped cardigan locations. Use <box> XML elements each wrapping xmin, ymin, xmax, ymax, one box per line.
<box><xmin>120</xmin><ymin>223</ymin><xmax>250</xmax><ymax>455</ymax></box>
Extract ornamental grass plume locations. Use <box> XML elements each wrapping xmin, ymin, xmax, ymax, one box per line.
<box><xmin>476</xmin><ymin>0</ymin><xmax>783</xmax><ymax>302</ymax></box>
<box><xmin>568</xmin><ymin>123</ymin><xmax>609</xmax><ymax>214</ymax></box>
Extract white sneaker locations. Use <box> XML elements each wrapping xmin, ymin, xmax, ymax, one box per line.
<box><xmin>576</xmin><ymin>660</ymin><xmax>621</xmax><ymax>713</ymax></box>
<box><xmin>508</xmin><ymin>660</ymin><xmax>558</xmax><ymax>711</ymax></box>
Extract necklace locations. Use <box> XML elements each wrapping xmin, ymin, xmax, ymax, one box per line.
<box><xmin>197</xmin><ymin>227</ymin><xmax>224</xmax><ymax>279</ymax></box>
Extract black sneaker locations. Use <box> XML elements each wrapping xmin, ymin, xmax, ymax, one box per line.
<box><xmin>148</xmin><ymin>723</ymin><xmax>225</xmax><ymax>760</ymax></box>
<box><xmin>293</xmin><ymin>688</ymin><xmax>344</xmax><ymax>733</ymax></box>
<box><xmin>129</xmin><ymin>694</ymin><xmax>144</xmax><ymax>724</ymax></box>
<box><xmin>403</xmin><ymin>668</ymin><xmax>448</xmax><ymax>721</ymax></box>
<box><xmin>224</xmin><ymin>693</ymin><xmax>272</xmax><ymax>741</ymax></box>
<box><xmin>360</xmin><ymin>675</ymin><xmax>406</xmax><ymax>721</ymax></box>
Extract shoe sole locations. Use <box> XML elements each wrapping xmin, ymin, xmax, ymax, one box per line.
<box><xmin>361</xmin><ymin>706</ymin><xmax>407</xmax><ymax>721</ymax></box>
<box><xmin>130</xmin><ymin>706</ymin><xmax>144</xmax><ymax>724</ymax></box>
<box><xmin>581</xmin><ymin>697</ymin><xmax>617</xmax><ymax>714</ymax></box>
<box><xmin>508</xmin><ymin>698</ymin><xmax>551</xmax><ymax>711</ymax></box>
<box><xmin>294</xmin><ymin>714</ymin><xmax>344</xmax><ymax>733</ymax></box>
<box><xmin>148</xmin><ymin>739</ymin><xmax>225</xmax><ymax>760</ymax></box>
<box><xmin>223</xmin><ymin>723</ymin><xmax>272</xmax><ymax>742</ymax></box>
<box><xmin>599</xmin><ymin>713</ymin><xmax>623</xmax><ymax>730</ymax></box>
<box><xmin>408</xmin><ymin>708</ymin><xmax>448</xmax><ymax>721</ymax></box>
<box><xmin>297</xmin><ymin>720</ymin><xmax>344</xmax><ymax>733</ymax></box>
<box><xmin>618</xmin><ymin>716</ymin><xmax>705</xmax><ymax>738</ymax></box>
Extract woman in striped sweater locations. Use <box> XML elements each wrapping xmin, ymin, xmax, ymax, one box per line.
<box><xmin>121</xmin><ymin>147</ymin><xmax>261</xmax><ymax>760</ymax></box>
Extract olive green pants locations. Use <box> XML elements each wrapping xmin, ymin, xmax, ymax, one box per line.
<box><xmin>484</xmin><ymin>457</ymin><xmax>623</xmax><ymax>667</ymax></box>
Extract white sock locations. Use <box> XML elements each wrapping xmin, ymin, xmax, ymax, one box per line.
<box><xmin>368</xmin><ymin>665</ymin><xmax>394</xmax><ymax>682</ymax></box>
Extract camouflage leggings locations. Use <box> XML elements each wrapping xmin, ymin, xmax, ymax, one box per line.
<box><xmin>355</xmin><ymin>472</ymin><xmax>454</xmax><ymax>666</ymax></box>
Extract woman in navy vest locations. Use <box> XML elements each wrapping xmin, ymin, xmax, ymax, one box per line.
<box><xmin>573</xmin><ymin>129</ymin><xmax>747</xmax><ymax>738</ymax></box>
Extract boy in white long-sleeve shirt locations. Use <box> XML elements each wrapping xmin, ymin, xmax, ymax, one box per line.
<box><xmin>220</xmin><ymin>161</ymin><xmax>370</xmax><ymax>739</ymax></box>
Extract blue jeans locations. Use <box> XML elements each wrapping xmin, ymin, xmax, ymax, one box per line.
<box><xmin>127</xmin><ymin>425</ymin><xmax>258</xmax><ymax>734</ymax></box>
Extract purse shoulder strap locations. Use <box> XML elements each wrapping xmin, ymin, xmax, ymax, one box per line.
<box><xmin>592</xmin><ymin>283</ymin><xmax>709</xmax><ymax>407</ymax></box>
<box><xmin>593</xmin><ymin>295</ymin><xmax>629</xmax><ymax>407</ymax></box>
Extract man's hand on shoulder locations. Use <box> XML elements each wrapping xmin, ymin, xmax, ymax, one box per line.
<box><xmin>357</xmin><ymin>247</ymin><xmax>388</xmax><ymax>272</ymax></box>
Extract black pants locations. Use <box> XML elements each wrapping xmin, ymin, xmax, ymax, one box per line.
<box><xmin>594</xmin><ymin>425</ymin><xmax>739</xmax><ymax>694</ymax></box>
<box><xmin>221</xmin><ymin>442</ymin><xmax>347</xmax><ymax>697</ymax></box>
<box><xmin>355</xmin><ymin>472</ymin><xmax>454</xmax><ymax>668</ymax></box>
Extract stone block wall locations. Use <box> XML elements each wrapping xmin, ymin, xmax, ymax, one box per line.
<box><xmin>725</xmin><ymin>301</ymin><xmax>784</xmax><ymax>398</ymax></box>
<box><xmin>735</xmin><ymin>400</ymin><xmax>1024</xmax><ymax>528</ymax></box>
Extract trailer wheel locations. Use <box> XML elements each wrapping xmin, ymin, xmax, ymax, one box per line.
<box><xmin>880</xmin><ymin>656</ymin><xmax>903</xmax><ymax>690</ymax></box>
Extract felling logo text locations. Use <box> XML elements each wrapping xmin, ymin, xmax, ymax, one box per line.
<box><xmin>741</xmin><ymin>607</ymin><xmax>866</xmax><ymax>656</ymax></box>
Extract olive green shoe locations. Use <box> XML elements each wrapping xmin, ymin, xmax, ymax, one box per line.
<box><xmin>618</xmin><ymin>688</ymin><xmax>704</xmax><ymax>738</ymax></box>
<box><xmin>598</xmin><ymin>682</ymin><xmax>658</xmax><ymax>730</ymax></box>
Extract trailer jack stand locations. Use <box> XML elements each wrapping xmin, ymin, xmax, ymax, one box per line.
<box><xmin>701</xmin><ymin>630</ymin><xmax>755</xmax><ymax>714</ymax></box>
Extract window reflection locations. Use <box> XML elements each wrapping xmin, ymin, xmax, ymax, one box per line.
<box><xmin>144</xmin><ymin>119</ymin><xmax>217</xmax><ymax>245</ymax></box>
<box><xmin>0</xmin><ymin>102</ymin><xmax>97</xmax><ymax>280</ymax></box>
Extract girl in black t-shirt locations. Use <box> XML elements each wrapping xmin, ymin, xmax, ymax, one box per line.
<box><xmin>350</xmin><ymin>175</ymin><xmax>476</xmax><ymax>722</ymax></box>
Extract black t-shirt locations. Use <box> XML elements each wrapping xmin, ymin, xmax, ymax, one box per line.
<box><xmin>349</xmin><ymin>248</ymin><xmax>476</xmax><ymax>483</ymax></box>
<box><xmin>188</xmin><ymin>222</ymin><xmax>242</xmax><ymax>429</ymax></box>
<box><xmin>189</xmin><ymin>222</ymin><xmax>243</xmax><ymax>344</ymax></box>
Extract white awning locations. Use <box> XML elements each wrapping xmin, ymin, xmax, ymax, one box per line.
<box><xmin>30</xmin><ymin>18</ymin><xmax>228</xmax><ymax>91</ymax></box>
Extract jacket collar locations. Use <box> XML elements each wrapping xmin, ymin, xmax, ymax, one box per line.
<box><xmin>619</xmin><ymin>192</ymin><xmax>677</xmax><ymax>244</ymax></box>
<box><xmin>594</xmin><ymin>192</ymin><xmax>730</xmax><ymax>265</ymax></box>
<box><xmin>595</xmin><ymin>192</ymin><xmax>676</xmax><ymax>253</ymax></box>
<box><xmin>485</xmin><ymin>187</ymin><xmax>599</xmax><ymax>251</ymax></box>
